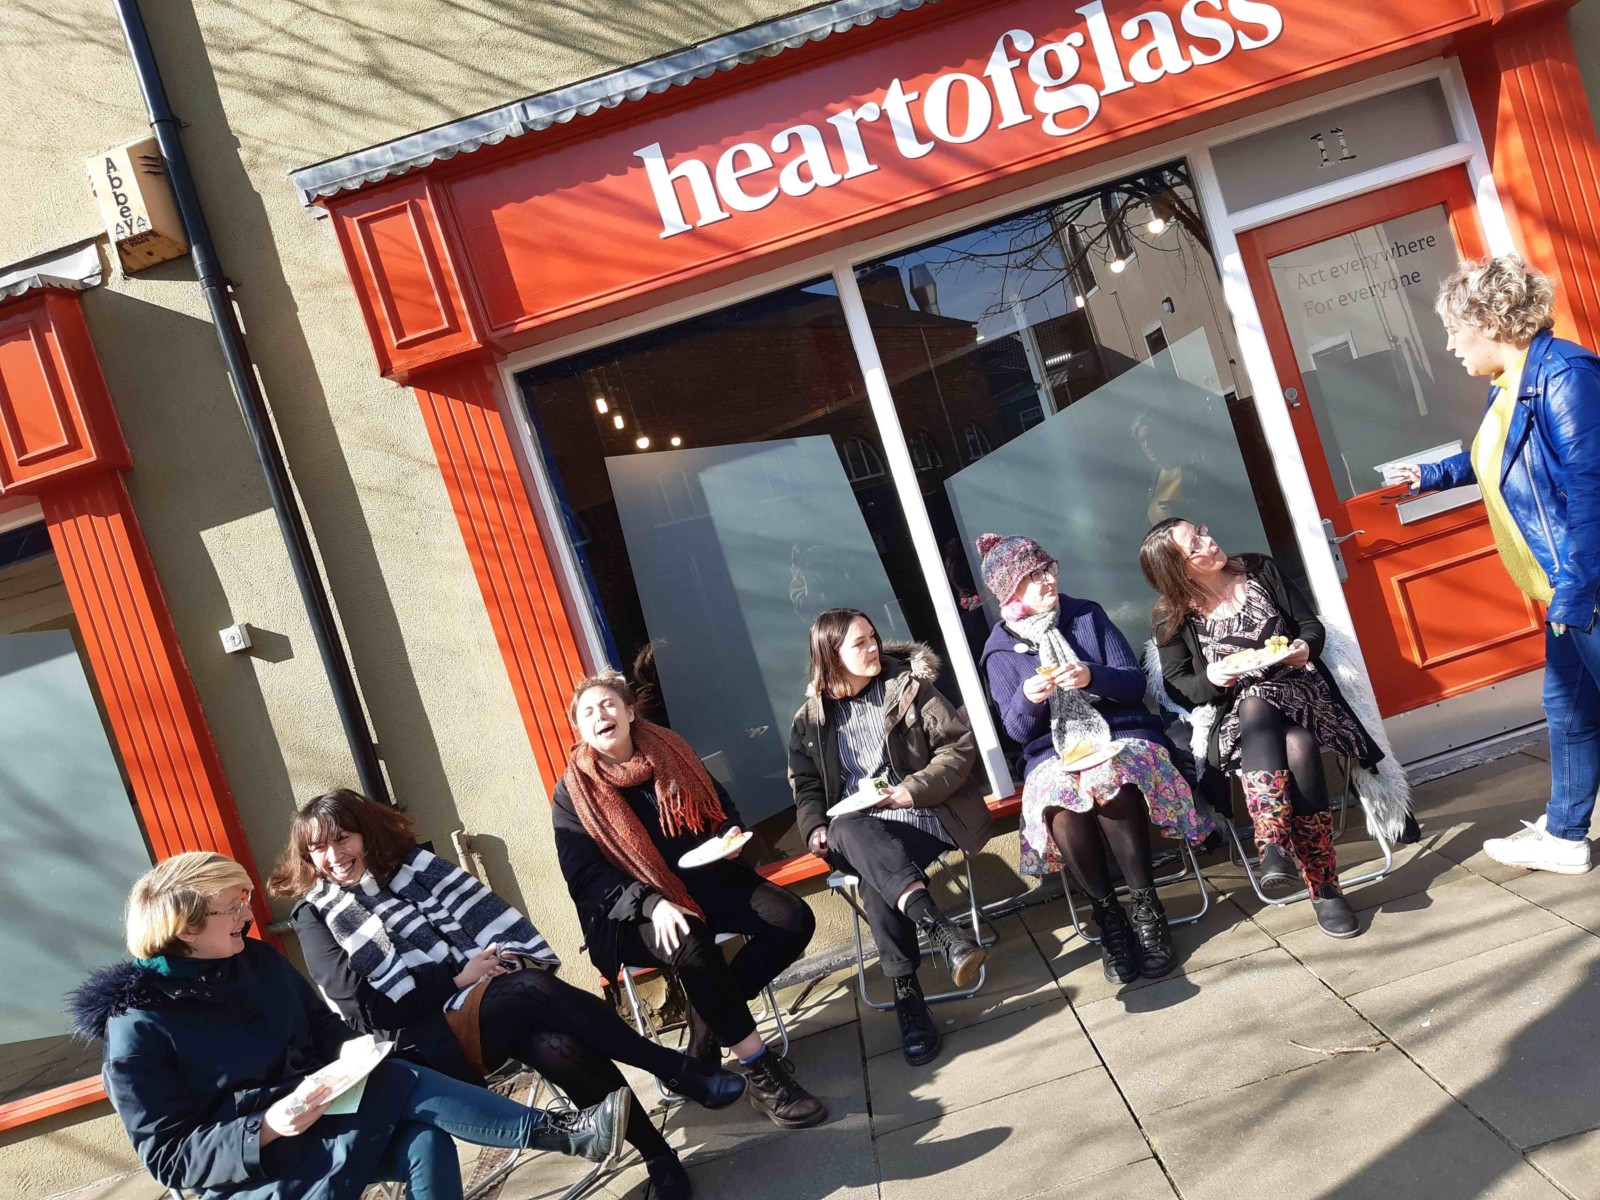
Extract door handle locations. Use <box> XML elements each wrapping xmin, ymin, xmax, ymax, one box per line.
<box><xmin>1322</xmin><ymin>519</ymin><xmax>1364</xmax><ymax>583</ymax></box>
<box><xmin>1329</xmin><ymin>529</ymin><xmax>1366</xmax><ymax>544</ymax></box>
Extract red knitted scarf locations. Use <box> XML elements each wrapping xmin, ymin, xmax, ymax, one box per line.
<box><xmin>564</xmin><ymin>720</ymin><xmax>727</xmax><ymax>919</ymax></box>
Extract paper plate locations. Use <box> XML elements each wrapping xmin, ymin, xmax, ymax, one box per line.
<box><xmin>1058</xmin><ymin>739</ymin><xmax>1125</xmax><ymax>774</ymax></box>
<box><xmin>1221</xmin><ymin>645</ymin><xmax>1293</xmax><ymax>674</ymax></box>
<box><xmin>678</xmin><ymin>830</ymin><xmax>753</xmax><ymax>869</ymax></box>
<box><xmin>826</xmin><ymin>790</ymin><xmax>886</xmax><ymax>818</ymax></box>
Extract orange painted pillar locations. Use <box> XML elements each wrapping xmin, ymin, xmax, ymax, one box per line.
<box><xmin>1460</xmin><ymin>6</ymin><xmax>1600</xmax><ymax>345</ymax></box>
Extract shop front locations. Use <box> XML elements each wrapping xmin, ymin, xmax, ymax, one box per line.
<box><xmin>292</xmin><ymin>0</ymin><xmax>1600</xmax><ymax>879</ymax></box>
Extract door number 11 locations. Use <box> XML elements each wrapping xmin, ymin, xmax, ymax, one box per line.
<box><xmin>1310</xmin><ymin>128</ymin><xmax>1357</xmax><ymax>169</ymax></box>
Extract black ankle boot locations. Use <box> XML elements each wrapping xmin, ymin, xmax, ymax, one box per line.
<box><xmin>1127</xmin><ymin>887</ymin><xmax>1176</xmax><ymax>979</ymax></box>
<box><xmin>915</xmin><ymin>909</ymin><xmax>989</xmax><ymax>989</ymax></box>
<box><xmin>646</xmin><ymin>1152</ymin><xmax>693</xmax><ymax>1200</ymax></box>
<box><xmin>742</xmin><ymin>1052</ymin><xmax>828</xmax><ymax>1128</ymax></box>
<box><xmin>1257</xmin><ymin>843</ymin><xmax>1300</xmax><ymax>896</ymax></box>
<box><xmin>663</xmin><ymin>1059</ymin><xmax>747</xmax><ymax>1110</ymax></box>
<box><xmin>1089</xmin><ymin>894</ymin><xmax>1139</xmax><ymax>984</ymax></box>
<box><xmin>683</xmin><ymin>1004</ymin><xmax>722</xmax><ymax>1070</ymax></box>
<box><xmin>892</xmin><ymin>975</ymin><xmax>941</xmax><ymax>1066</ymax></box>
<box><xmin>1311</xmin><ymin>892</ymin><xmax>1360</xmax><ymax>939</ymax></box>
<box><xmin>531</xmin><ymin>1088</ymin><xmax>630</xmax><ymax>1164</ymax></box>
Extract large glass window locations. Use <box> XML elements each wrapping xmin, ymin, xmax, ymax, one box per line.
<box><xmin>0</xmin><ymin>524</ymin><xmax>153</xmax><ymax>1110</ymax></box>
<box><xmin>518</xmin><ymin>281</ymin><xmax>952</xmax><ymax>863</ymax></box>
<box><xmin>854</xmin><ymin>160</ymin><xmax>1305</xmax><ymax>771</ymax></box>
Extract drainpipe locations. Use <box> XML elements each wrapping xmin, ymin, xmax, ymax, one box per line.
<box><xmin>111</xmin><ymin>0</ymin><xmax>391</xmax><ymax>805</ymax></box>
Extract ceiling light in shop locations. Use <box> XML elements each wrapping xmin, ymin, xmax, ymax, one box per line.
<box><xmin>635</xmin><ymin>436</ymin><xmax>651</xmax><ymax>450</ymax></box>
<box><xmin>670</xmin><ymin>436</ymin><xmax>682</xmax><ymax>447</ymax></box>
<box><xmin>613</xmin><ymin>414</ymin><xmax>625</xmax><ymax>429</ymax></box>
<box><xmin>594</xmin><ymin>397</ymin><xmax>609</xmax><ymax>413</ymax></box>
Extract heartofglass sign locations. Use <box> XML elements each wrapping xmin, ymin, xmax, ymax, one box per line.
<box><xmin>637</xmin><ymin>0</ymin><xmax>1284</xmax><ymax>237</ymax></box>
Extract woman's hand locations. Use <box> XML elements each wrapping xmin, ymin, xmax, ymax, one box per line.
<box><xmin>1205</xmin><ymin>660</ymin><xmax>1242</xmax><ymax>689</ymax></box>
<box><xmin>651</xmin><ymin>899</ymin><xmax>694</xmax><ymax>954</ymax></box>
<box><xmin>1053</xmin><ymin>663</ymin><xmax>1091</xmax><ymax>691</ymax></box>
<box><xmin>452</xmin><ymin>947</ymin><xmax>509</xmax><ymax>990</ymax></box>
<box><xmin>1392</xmin><ymin>463</ymin><xmax>1423</xmax><ymax>491</ymax></box>
<box><xmin>1282</xmin><ymin>638</ymin><xmax>1312</xmax><ymax>668</ymax></box>
<box><xmin>875</xmin><ymin>785</ymin><xmax>915</xmax><ymax>810</ymax></box>
<box><xmin>808</xmin><ymin>826</ymin><xmax>829</xmax><ymax>856</ymax></box>
<box><xmin>718</xmin><ymin>827</ymin><xmax>745</xmax><ymax>859</ymax></box>
<box><xmin>1022</xmin><ymin>672</ymin><xmax>1059</xmax><ymax>704</ymax></box>
<box><xmin>261</xmin><ymin>1081</ymin><xmax>334</xmax><ymax>1145</ymax></box>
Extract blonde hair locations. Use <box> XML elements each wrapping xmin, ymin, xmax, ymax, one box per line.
<box><xmin>125</xmin><ymin>851</ymin><xmax>252</xmax><ymax>959</ymax></box>
<box><xmin>1436</xmin><ymin>254</ymin><xmax>1556</xmax><ymax>346</ymax></box>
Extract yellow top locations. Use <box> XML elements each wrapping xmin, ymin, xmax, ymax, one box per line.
<box><xmin>1471</xmin><ymin>348</ymin><xmax>1554</xmax><ymax>603</ymax></box>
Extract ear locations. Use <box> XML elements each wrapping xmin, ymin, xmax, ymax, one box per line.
<box><xmin>174</xmin><ymin>922</ymin><xmax>204</xmax><ymax>950</ymax></box>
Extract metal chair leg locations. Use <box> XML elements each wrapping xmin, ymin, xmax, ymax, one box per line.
<box><xmin>1060</xmin><ymin>840</ymin><xmax>1209</xmax><ymax>945</ymax></box>
<box><xmin>620</xmin><ymin>967</ymin><xmax>685</xmax><ymax>1106</ymax></box>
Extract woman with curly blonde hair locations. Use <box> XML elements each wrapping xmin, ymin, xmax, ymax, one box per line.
<box><xmin>1396</xmin><ymin>255</ymin><xmax>1600</xmax><ymax>875</ymax></box>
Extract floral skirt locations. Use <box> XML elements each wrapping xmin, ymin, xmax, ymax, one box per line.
<box><xmin>1017</xmin><ymin>737</ymin><xmax>1216</xmax><ymax>878</ymax></box>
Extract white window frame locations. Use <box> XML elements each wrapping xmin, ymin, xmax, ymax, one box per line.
<box><xmin>497</xmin><ymin>57</ymin><xmax>1514</xmax><ymax>803</ymax></box>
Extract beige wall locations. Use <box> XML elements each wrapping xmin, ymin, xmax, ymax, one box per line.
<box><xmin>0</xmin><ymin>2</ymin><xmax>821</xmax><ymax>1196</ymax></box>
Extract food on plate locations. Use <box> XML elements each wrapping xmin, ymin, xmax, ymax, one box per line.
<box><xmin>1221</xmin><ymin>635</ymin><xmax>1292</xmax><ymax>672</ymax></box>
<box><xmin>1058</xmin><ymin>740</ymin><xmax>1096</xmax><ymax>764</ymax></box>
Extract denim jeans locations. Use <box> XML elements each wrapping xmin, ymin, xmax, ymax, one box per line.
<box><xmin>370</xmin><ymin>1060</ymin><xmax>539</xmax><ymax>1200</ymax></box>
<box><xmin>1544</xmin><ymin>617</ymin><xmax>1600</xmax><ymax>842</ymax></box>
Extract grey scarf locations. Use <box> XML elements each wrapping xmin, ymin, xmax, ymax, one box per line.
<box><xmin>1005</xmin><ymin>607</ymin><xmax>1112</xmax><ymax>757</ymax></box>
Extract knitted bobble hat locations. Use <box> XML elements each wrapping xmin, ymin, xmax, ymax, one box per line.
<box><xmin>975</xmin><ymin>532</ymin><xmax>1055</xmax><ymax>604</ymax></box>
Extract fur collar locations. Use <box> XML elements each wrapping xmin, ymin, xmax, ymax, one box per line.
<box><xmin>70</xmin><ymin>960</ymin><xmax>168</xmax><ymax>1042</ymax></box>
<box><xmin>798</xmin><ymin>640</ymin><xmax>939</xmax><ymax>724</ymax></box>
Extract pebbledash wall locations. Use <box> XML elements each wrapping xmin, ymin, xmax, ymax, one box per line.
<box><xmin>4</xmin><ymin>0</ymin><xmax>1600</xmax><ymax>1195</ymax></box>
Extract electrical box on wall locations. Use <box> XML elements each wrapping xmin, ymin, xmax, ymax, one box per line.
<box><xmin>86</xmin><ymin>138</ymin><xmax>189</xmax><ymax>272</ymax></box>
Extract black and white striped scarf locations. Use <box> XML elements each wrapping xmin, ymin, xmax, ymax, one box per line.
<box><xmin>304</xmin><ymin>846</ymin><xmax>559</xmax><ymax>1009</ymax></box>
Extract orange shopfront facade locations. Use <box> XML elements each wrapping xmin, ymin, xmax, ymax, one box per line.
<box><xmin>295</xmin><ymin>0</ymin><xmax>1600</xmax><ymax>879</ymax></box>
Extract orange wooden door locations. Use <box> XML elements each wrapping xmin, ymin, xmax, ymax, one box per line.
<box><xmin>1238</xmin><ymin>168</ymin><xmax>1545</xmax><ymax>716</ymax></box>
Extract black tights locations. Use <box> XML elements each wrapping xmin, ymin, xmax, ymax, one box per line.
<box><xmin>1048</xmin><ymin>785</ymin><xmax>1155</xmax><ymax>900</ymax></box>
<box><xmin>476</xmin><ymin>968</ymin><xmax>676</xmax><ymax>1161</ymax></box>
<box><xmin>1236</xmin><ymin>695</ymin><xmax>1329</xmax><ymax>815</ymax></box>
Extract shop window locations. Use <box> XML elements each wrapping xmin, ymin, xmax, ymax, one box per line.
<box><xmin>0</xmin><ymin>532</ymin><xmax>152</xmax><ymax>1110</ymax></box>
<box><xmin>840</xmin><ymin>435</ymin><xmax>887</xmax><ymax>482</ymax></box>
<box><xmin>908</xmin><ymin>430</ymin><xmax>943</xmax><ymax>471</ymax></box>
<box><xmin>856</xmin><ymin>159</ymin><xmax>1305</xmax><ymax>764</ymax></box>
<box><xmin>517</xmin><ymin>280</ymin><xmax>952</xmax><ymax>863</ymax></box>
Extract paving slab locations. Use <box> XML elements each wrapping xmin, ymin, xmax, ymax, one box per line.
<box><xmin>1350</xmin><ymin>925</ymin><xmax>1600</xmax><ymax>1149</ymax></box>
<box><xmin>495</xmin><ymin>1150</ymin><xmax>648</xmax><ymax>1200</ymax></box>
<box><xmin>866</xmin><ymin>997</ymin><xmax>1097</xmax><ymax>1136</ymax></box>
<box><xmin>1278</xmin><ymin>873</ymin><xmax>1567</xmax><ymax>997</ymax></box>
<box><xmin>1233</xmin><ymin>842</ymin><xmax>1469</xmax><ymax>936</ymax></box>
<box><xmin>1413</xmin><ymin>755</ymin><xmax>1554</xmax><ymax>882</ymax></box>
<box><xmin>1528</xmin><ymin>1127</ymin><xmax>1600</xmax><ymax>1200</ymax></box>
<box><xmin>1023</xmin><ymin>891</ymin><xmax>1274</xmax><ymax>1005</ymax></box>
<box><xmin>856</xmin><ymin>915</ymin><xmax>1061</xmax><ymax>1059</ymax></box>
<box><xmin>1502</xmin><ymin>865</ymin><xmax>1600</xmax><ymax>936</ymax></box>
<box><xmin>662</xmin><ymin>1023</ymin><xmax>865</xmax><ymax>1166</ymax></box>
<box><xmin>875</xmin><ymin>1068</ymin><xmax>1149</xmax><ymax>1200</ymax></box>
<box><xmin>1016</xmin><ymin>1157</ymin><xmax>1177</xmax><ymax>1199</ymax></box>
<box><xmin>770</xmin><ymin>966</ymin><xmax>863</xmax><ymax>1045</ymax></box>
<box><xmin>1143</xmin><ymin>1046</ymin><xmax>1566</xmax><ymax>1200</ymax></box>
<box><xmin>1080</xmin><ymin>947</ymin><xmax>1383</xmax><ymax>1115</ymax></box>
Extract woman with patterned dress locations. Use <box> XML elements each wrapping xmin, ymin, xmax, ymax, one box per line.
<box><xmin>977</xmin><ymin>534</ymin><xmax>1216</xmax><ymax>985</ymax></box>
<box><xmin>1141</xmin><ymin>519</ymin><xmax>1385</xmax><ymax>939</ymax></box>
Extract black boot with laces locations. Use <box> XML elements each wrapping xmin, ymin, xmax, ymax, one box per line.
<box><xmin>529</xmin><ymin>1088</ymin><xmax>630</xmax><ymax>1164</ymax></box>
<box><xmin>914</xmin><ymin>909</ymin><xmax>989</xmax><ymax>989</ymax></box>
<box><xmin>742</xmin><ymin>1051</ymin><xmax>829</xmax><ymax>1128</ymax></box>
<box><xmin>1127</xmin><ymin>886</ymin><xmax>1177</xmax><ymax>979</ymax></box>
<box><xmin>1089</xmin><ymin>893</ymin><xmax>1140</xmax><ymax>984</ymax></box>
<box><xmin>893</xmin><ymin>974</ymin><xmax>941</xmax><ymax>1066</ymax></box>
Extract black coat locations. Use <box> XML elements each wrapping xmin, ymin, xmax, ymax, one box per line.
<box><xmin>551</xmin><ymin>772</ymin><xmax>743</xmax><ymax>980</ymax></box>
<box><xmin>1155</xmin><ymin>554</ymin><xmax>1384</xmax><ymax>771</ymax></box>
<box><xmin>70</xmin><ymin>940</ymin><xmax>418</xmax><ymax>1200</ymax></box>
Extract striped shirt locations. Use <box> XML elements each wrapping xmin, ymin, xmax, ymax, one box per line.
<box><xmin>835</xmin><ymin>679</ymin><xmax>952</xmax><ymax>845</ymax></box>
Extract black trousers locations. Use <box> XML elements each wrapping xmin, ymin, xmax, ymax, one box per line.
<box><xmin>827</xmin><ymin>815</ymin><xmax>950</xmax><ymax>980</ymax></box>
<box><xmin>614</xmin><ymin>861</ymin><xmax>815</xmax><ymax>1046</ymax></box>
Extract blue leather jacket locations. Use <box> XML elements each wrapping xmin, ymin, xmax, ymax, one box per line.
<box><xmin>1417</xmin><ymin>328</ymin><xmax>1600</xmax><ymax>631</ymax></box>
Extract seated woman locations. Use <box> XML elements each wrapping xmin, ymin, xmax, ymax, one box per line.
<box><xmin>272</xmin><ymin>790</ymin><xmax>747</xmax><ymax>1200</ymax></box>
<box><xmin>1140</xmin><ymin>518</ymin><xmax>1386</xmax><ymax>939</ymax></box>
<box><xmin>553</xmin><ymin>672</ymin><xmax>827</xmax><ymax>1131</ymax></box>
<box><xmin>71</xmin><ymin>851</ymin><xmax>627</xmax><ymax>1200</ymax></box>
<box><xmin>975</xmin><ymin>533</ymin><xmax>1215</xmax><ymax>984</ymax></box>
<box><xmin>787</xmin><ymin>608</ymin><xmax>992</xmax><ymax>1068</ymax></box>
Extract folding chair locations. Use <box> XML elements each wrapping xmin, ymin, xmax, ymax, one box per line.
<box><xmin>619</xmin><ymin>930</ymin><xmax>790</xmax><ymax>1104</ymax></box>
<box><xmin>1057</xmin><ymin>836</ymin><xmax>1210</xmax><ymax>944</ymax></box>
<box><xmin>827</xmin><ymin>847</ymin><xmax>997</xmax><ymax>1012</ymax></box>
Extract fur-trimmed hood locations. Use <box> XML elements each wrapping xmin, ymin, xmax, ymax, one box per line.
<box><xmin>798</xmin><ymin>640</ymin><xmax>940</xmax><ymax>734</ymax></box>
<box><xmin>70</xmin><ymin>960</ymin><xmax>166</xmax><ymax>1042</ymax></box>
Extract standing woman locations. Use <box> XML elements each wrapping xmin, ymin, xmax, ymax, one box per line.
<box><xmin>72</xmin><ymin>852</ymin><xmax>627</xmax><ymax>1200</ymax></box>
<box><xmin>787</xmin><ymin>608</ymin><xmax>991</xmax><ymax>1067</ymax></box>
<box><xmin>272</xmin><ymin>791</ymin><xmax>747</xmax><ymax>1200</ymax></box>
<box><xmin>976</xmin><ymin>534</ymin><xmax>1216</xmax><ymax>984</ymax></box>
<box><xmin>1141</xmin><ymin>521</ymin><xmax>1385</xmax><ymax>938</ymax></box>
<box><xmin>553</xmin><ymin>672</ymin><xmax>828</xmax><ymax>1131</ymax></box>
<box><xmin>1395</xmin><ymin>255</ymin><xmax>1599</xmax><ymax>874</ymax></box>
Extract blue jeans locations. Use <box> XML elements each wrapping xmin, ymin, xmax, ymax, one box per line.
<box><xmin>1544</xmin><ymin>619</ymin><xmax>1600</xmax><ymax>842</ymax></box>
<box><xmin>371</xmin><ymin>1061</ymin><xmax>540</xmax><ymax>1200</ymax></box>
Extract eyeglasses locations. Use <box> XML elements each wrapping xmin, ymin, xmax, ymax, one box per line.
<box><xmin>1025</xmin><ymin>563</ymin><xmax>1060</xmax><ymax>585</ymax></box>
<box><xmin>207</xmin><ymin>894</ymin><xmax>254</xmax><ymax>920</ymax></box>
<box><xmin>1182</xmin><ymin>526</ymin><xmax>1214</xmax><ymax>558</ymax></box>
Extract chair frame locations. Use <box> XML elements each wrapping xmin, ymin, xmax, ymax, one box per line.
<box><xmin>828</xmin><ymin>848</ymin><xmax>998</xmax><ymax>1013</ymax></box>
<box><xmin>1056</xmin><ymin>838</ymin><xmax>1210</xmax><ymax>944</ymax></box>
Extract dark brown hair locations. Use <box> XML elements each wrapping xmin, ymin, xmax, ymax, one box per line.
<box><xmin>806</xmin><ymin>607</ymin><xmax>879</xmax><ymax>700</ymax></box>
<box><xmin>267</xmin><ymin>789</ymin><xmax>419</xmax><ymax>898</ymax></box>
<box><xmin>566</xmin><ymin>670</ymin><xmax>637</xmax><ymax>726</ymax></box>
<box><xmin>1139</xmin><ymin>517</ymin><xmax>1248</xmax><ymax>643</ymax></box>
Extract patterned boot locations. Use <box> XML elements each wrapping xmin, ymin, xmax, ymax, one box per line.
<box><xmin>1242</xmin><ymin>769</ymin><xmax>1298</xmax><ymax>896</ymax></box>
<box><xmin>1293</xmin><ymin>811</ymin><xmax>1359</xmax><ymax>939</ymax></box>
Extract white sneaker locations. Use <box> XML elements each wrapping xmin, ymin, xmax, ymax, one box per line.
<box><xmin>1483</xmin><ymin>814</ymin><xmax>1592</xmax><ymax>874</ymax></box>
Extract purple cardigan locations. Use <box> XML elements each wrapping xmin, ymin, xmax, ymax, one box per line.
<box><xmin>979</xmin><ymin>597</ymin><xmax>1165</xmax><ymax>781</ymax></box>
